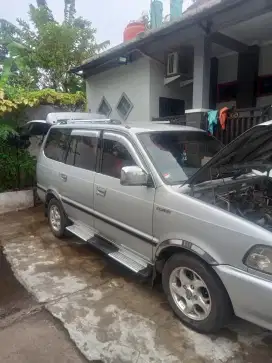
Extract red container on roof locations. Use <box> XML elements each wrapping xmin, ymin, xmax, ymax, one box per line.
<box><xmin>123</xmin><ymin>21</ymin><xmax>145</xmax><ymax>42</ymax></box>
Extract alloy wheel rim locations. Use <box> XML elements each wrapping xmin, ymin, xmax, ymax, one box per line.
<box><xmin>49</xmin><ymin>205</ymin><xmax>61</xmax><ymax>232</ymax></box>
<box><xmin>169</xmin><ymin>267</ymin><xmax>211</xmax><ymax>321</ymax></box>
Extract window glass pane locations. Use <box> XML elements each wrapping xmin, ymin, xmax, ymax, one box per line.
<box><xmin>66</xmin><ymin>135</ymin><xmax>98</xmax><ymax>171</ymax></box>
<box><xmin>116</xmin><ymin>93</ymin><xmax>133</xmax><ymax>120</ymax></box>
<box><xmin>44</xmin><ymin>128</ymin><xmax>70</xmax><ymax>162</ymax></box>
<box><xmin>101</xmin><ymin>139</ymin><xmax>136</xmax><ymax>178</ymax></box>
<box><xmin>138</xmin><ymin>131</ymin><xmax>222</xmax><ymax>184</ymax></box>
<box><xmin>98</xmin><ymin>97</ymin><xmax>111</xmax><ymax>117</ymax></box>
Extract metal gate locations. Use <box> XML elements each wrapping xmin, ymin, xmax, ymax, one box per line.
<box><xmin>214</xmin><ymin>106</ymin><xmax>272</xmax><ymax>145</ymax></box>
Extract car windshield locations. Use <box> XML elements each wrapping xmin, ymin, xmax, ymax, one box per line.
<box><xmin>138</xmin><ymin>131</ymin><xmax>222</xmax><ymax>185</ymax></box>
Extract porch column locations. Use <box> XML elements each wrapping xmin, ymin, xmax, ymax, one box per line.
<box><xmin>186</xmin><ymin>35</ymin><xmax>211</xmax><ymax>130</ymax></box>
<box><xmin>192</xmin><ymin>35</ymin><xmax>211</xmax><ymax>109</ymax></box>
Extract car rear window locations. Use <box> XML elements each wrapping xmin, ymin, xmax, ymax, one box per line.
<box><xmin>44</xmin><ymin>128</ymin><xmax>71</xmax><ymax>162</ymax></box>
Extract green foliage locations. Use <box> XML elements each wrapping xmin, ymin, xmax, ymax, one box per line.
<box><xmin>0</xmin><ymin>88</ymin><xmax>86</xmax><ymax>117</ymax></box>
<box><xmin>0</xmin><ymin>124</ymin><xmax>18</xmax><ymax>140</ymax></box>
<box><xmin>0</xmin><ymin>0</ymin><xmax>109</xmax><ymax>92</ymax></box>
<box><xmin>0</xmin><ymin>124</ymin><xmax>36</xmax><ymax>192</ymax></box>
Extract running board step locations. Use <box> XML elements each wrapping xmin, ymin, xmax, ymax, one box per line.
<box><xmin>66</xmin><ymin>224</ymin><xmax>94</xmax><ymax>242</ymax></box>
<box><xmin>66</xmin><ymin>224</ymin><xmax>152</xmax><ymax>277</ymax></box>
<box><xmin>88</xmin><ymin>237</ymin><xmax>152</xmax><ymax>277</ymax></box>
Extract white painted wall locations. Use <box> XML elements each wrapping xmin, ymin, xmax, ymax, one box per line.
<box><xmin>86</xmin><ymin>57</ymin><xmax>151</xmax><ymax>122</ymax></box>
<box><xmin>149</xmin><ymin>61</ymin><xmax>192</xmax><ymax>118</ymax></box>
<box><xmin>86</xmin><ymin>43</ymin><xmax>272</xmax><ymax>120</ymax></box>
<box><xmin>0</xmin><ymin>190</ymin><xmax>34</xmax><ymax>215</ymax></box>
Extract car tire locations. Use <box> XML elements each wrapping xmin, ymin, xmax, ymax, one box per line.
<box><xmin>48</xmin><ymin>198</ymin><xmax>68</xmax><ymax>238</ymax></box>
<box><xmin>162</xmin><ymin>252</ymin><xmax>232</xmax><ymax>334</ymax></box>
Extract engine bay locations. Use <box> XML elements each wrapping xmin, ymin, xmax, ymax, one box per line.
<box><xmin>192</xmin><ymin>174</ymin><xmax>272</xmax><ymax>231</ymax></box>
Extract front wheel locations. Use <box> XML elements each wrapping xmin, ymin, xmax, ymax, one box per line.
<box><xmin>162</xmin><ymin>253</ymin><xmax>232</xmax><ymax>334</ymax></box>
<box><xmin>48</xmin><ymin>198</ymin><xmax>67</xmax><ymax>238</ymax></box>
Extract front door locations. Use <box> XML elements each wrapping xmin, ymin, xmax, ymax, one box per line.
<box><xmin>61</xmin><ymin>129</ymin><xmax>100</xmax><ymax>228</ymax></box>
<box><xmin>93</xmin><ymin>132</ymin><xmax>155</xmax><ymax>261</ymax></box>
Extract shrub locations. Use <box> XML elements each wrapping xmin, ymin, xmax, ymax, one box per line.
<box><xmin>0</xmin><ymin>124</ymin><xmax>36</xmax><ymax>192</ymax></box>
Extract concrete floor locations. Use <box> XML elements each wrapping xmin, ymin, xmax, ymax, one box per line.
<box><xmin>1</xmin><ymin>207</ymin><xmax>272</xmax><ymax>363</ymax></box>
<box><xmin>0</xmin><ymin>244</ymin><xmax>88</xmax><ymax>363</ymax></box>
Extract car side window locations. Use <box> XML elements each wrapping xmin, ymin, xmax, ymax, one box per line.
<box><xmin>44</xmin><ymin>128</ymin><xmax>70</xmax><ymax>162</ymax></box>
<box><xmin>101</xmin><ymin>139</ymin><xmax>136</xmax><ymax>179</ymax></box>
<box><xmin>66</xmin><ymin>135</ymin><xmax>98</xmax><ymax>171</ymax></box>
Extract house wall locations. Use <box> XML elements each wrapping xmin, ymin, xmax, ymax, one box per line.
<box><xmin>86</xmin><ymin>57</ymin><xmax>151</xmax><ymax>122</ymax></box>
<box><xmin>149</xmin><ymin>61</ymin><xmax>193</xmax><ymax>119</ymax></box>
<box><xmin>216</xmin><ymin>43</ymin><xmax>272</xmax><ymax>109</ymax></box>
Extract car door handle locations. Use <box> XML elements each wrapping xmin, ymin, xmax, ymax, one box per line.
<box><xmin>96</xmin><ymin>187</ymin><xmax>106</xmax><ymax>197</ymax></box>
<box><xmin>60</xmin><ymin>173</ymin><xmax>67</xmax><ymax>182</ymax></box>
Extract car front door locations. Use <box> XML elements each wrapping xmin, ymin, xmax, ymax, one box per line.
<box><xmin>60</xmin><ymin>129</ymin><xmax>100</xmax><ymax>228</ymax></box>
<box><xmin>93</xmin><ymin>132</ymin><xmax>155</xmax><ymax>261</ymax></box>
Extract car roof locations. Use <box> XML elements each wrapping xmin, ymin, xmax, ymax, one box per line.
<box><xmin>52</xmin><ymin>121</ymin><xmax>204</xmax><ymax>135</ymax></box>
<box><xmin>46</xmin><ymin>112</ymin><xmax>106</xmax><ymax>123</ymax></box>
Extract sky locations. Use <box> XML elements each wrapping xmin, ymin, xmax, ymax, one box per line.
<box><xmin>1</xmin><ymin>0</ymin><xmax>192</xmax><ymax>47</ymax></box>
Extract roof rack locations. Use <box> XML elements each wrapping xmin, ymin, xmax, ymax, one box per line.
<box><xmin>57</xmin><ymin>118</ymin><xmax>122</xmax><ymax>125</ymax></box>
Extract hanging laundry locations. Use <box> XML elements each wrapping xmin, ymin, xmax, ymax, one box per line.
<box><xmin>207</xmin><ymin>110</ymin><xmax>218</xmax><ymax>134</ymax></box>
<box><xmin>219</xmin><ymin>107</ymin><xmax>229</xmax><ymax>130</ymax></box>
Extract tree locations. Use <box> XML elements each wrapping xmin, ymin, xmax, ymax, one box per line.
<box><xmin>0</xmin><ymin>0</ymin><xmax>109</xmax><ymax>92</ymax></box>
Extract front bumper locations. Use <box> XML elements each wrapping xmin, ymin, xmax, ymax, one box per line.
<box><xmin>214</xmin><ymin>265</ymin><xmax>272</xmax><ymax>331</ymax></box>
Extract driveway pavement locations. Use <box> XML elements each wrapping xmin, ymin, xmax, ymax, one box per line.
<box><xmin>0</xmin><ymin>239</ymin><xmax>87</xmax><ymax>363</ymax></box>
<box><xmin>1</xmin><ymin>206</ymin><xmax>272</xmax><ymax>363</ymax></box>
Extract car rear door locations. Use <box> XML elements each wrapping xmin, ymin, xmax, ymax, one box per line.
<box><xmin>93</xmin><ymin>131</ymin><xmax>155</xmax><ymax>261</ymax></box>
<box><xmin>60</xmin><ymin>129</ymin><xmax>100</xmax><ymax>228</ymax></box>
<box><xmin>37</xmin><ymin>127</ymin><xmax>71</xmax><ymax>203</ymax></box>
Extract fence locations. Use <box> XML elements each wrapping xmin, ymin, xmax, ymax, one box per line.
<box><xmin>214</xmin><ymin>105</ymin><xmax>272</xmax><ymax>145</ymax></box>
<box><xmin>153</xmin><ymin>105</ymin><xmax>272</xmax><ymax>145</ymax></box>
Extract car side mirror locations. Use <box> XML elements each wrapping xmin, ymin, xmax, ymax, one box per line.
<box><xmin>120</xmin><ymin>166</ymin><xmax>150</xmax><ymax>186</ymax></box>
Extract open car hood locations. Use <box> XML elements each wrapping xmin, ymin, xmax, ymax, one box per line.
<box><xmin>187</xmin><ymin>120</ymin><xmax>272</xmax><ymax>185</ymax></box>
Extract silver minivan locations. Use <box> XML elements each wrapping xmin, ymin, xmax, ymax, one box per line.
<box><xmin>37</xmin><ymin>118</ymin><xmax>272</xmax><ymax>334</ymax></box>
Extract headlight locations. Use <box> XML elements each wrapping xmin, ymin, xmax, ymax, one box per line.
<box><xmin>244</xmin><ymin>245</ymin><xmax>272</xmax><ymax>274</ymax></box>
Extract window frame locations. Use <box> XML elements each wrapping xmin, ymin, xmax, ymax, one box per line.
<box><xmin>64</xmin><ymin>129</ymin><xmax>100</xmax><ymax>172</ymax></box>
<box><xmin>43</xmin><ymin>127</ymin><xmax>71</xmax><ymax>163</ymax></box>
<box><xmin>116</xmin><ymin>93</ymin><xmax>133</xmax><ymax>120</ymax></box>
<box><xmin>97</xmin><ymin>131</ymin><xmax>145</xmax><ymax>179</ymax></box>
<box><xmin>97</xmin><ymin>97</ymin><xmax>112</xmax><ymax>117</ymax></box>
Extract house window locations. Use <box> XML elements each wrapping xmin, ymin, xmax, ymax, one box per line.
<box><xmin>116</xmin><ymin>93</ymin><xmax>133</xmax><ymax>120</ymax></box>
<box><xmin>159</xmin><ymin>97</ymin><xmax>185</xmax><ymax>117</ymax></box>
<box><xmin>97</xmin><ymin>97</ymin><xmax>112</xmax><ymax>117</ymax></box>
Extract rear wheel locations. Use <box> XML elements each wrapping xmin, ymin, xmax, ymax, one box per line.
<box><xmin>48</xmin><ymin>198</ymin><xmax>67</xmax><ymax>238</ymax></box>
<box><xmin>162</xmin><ymin>253</ymin><xmax>232</xmax><ymax>334</ymax></box>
